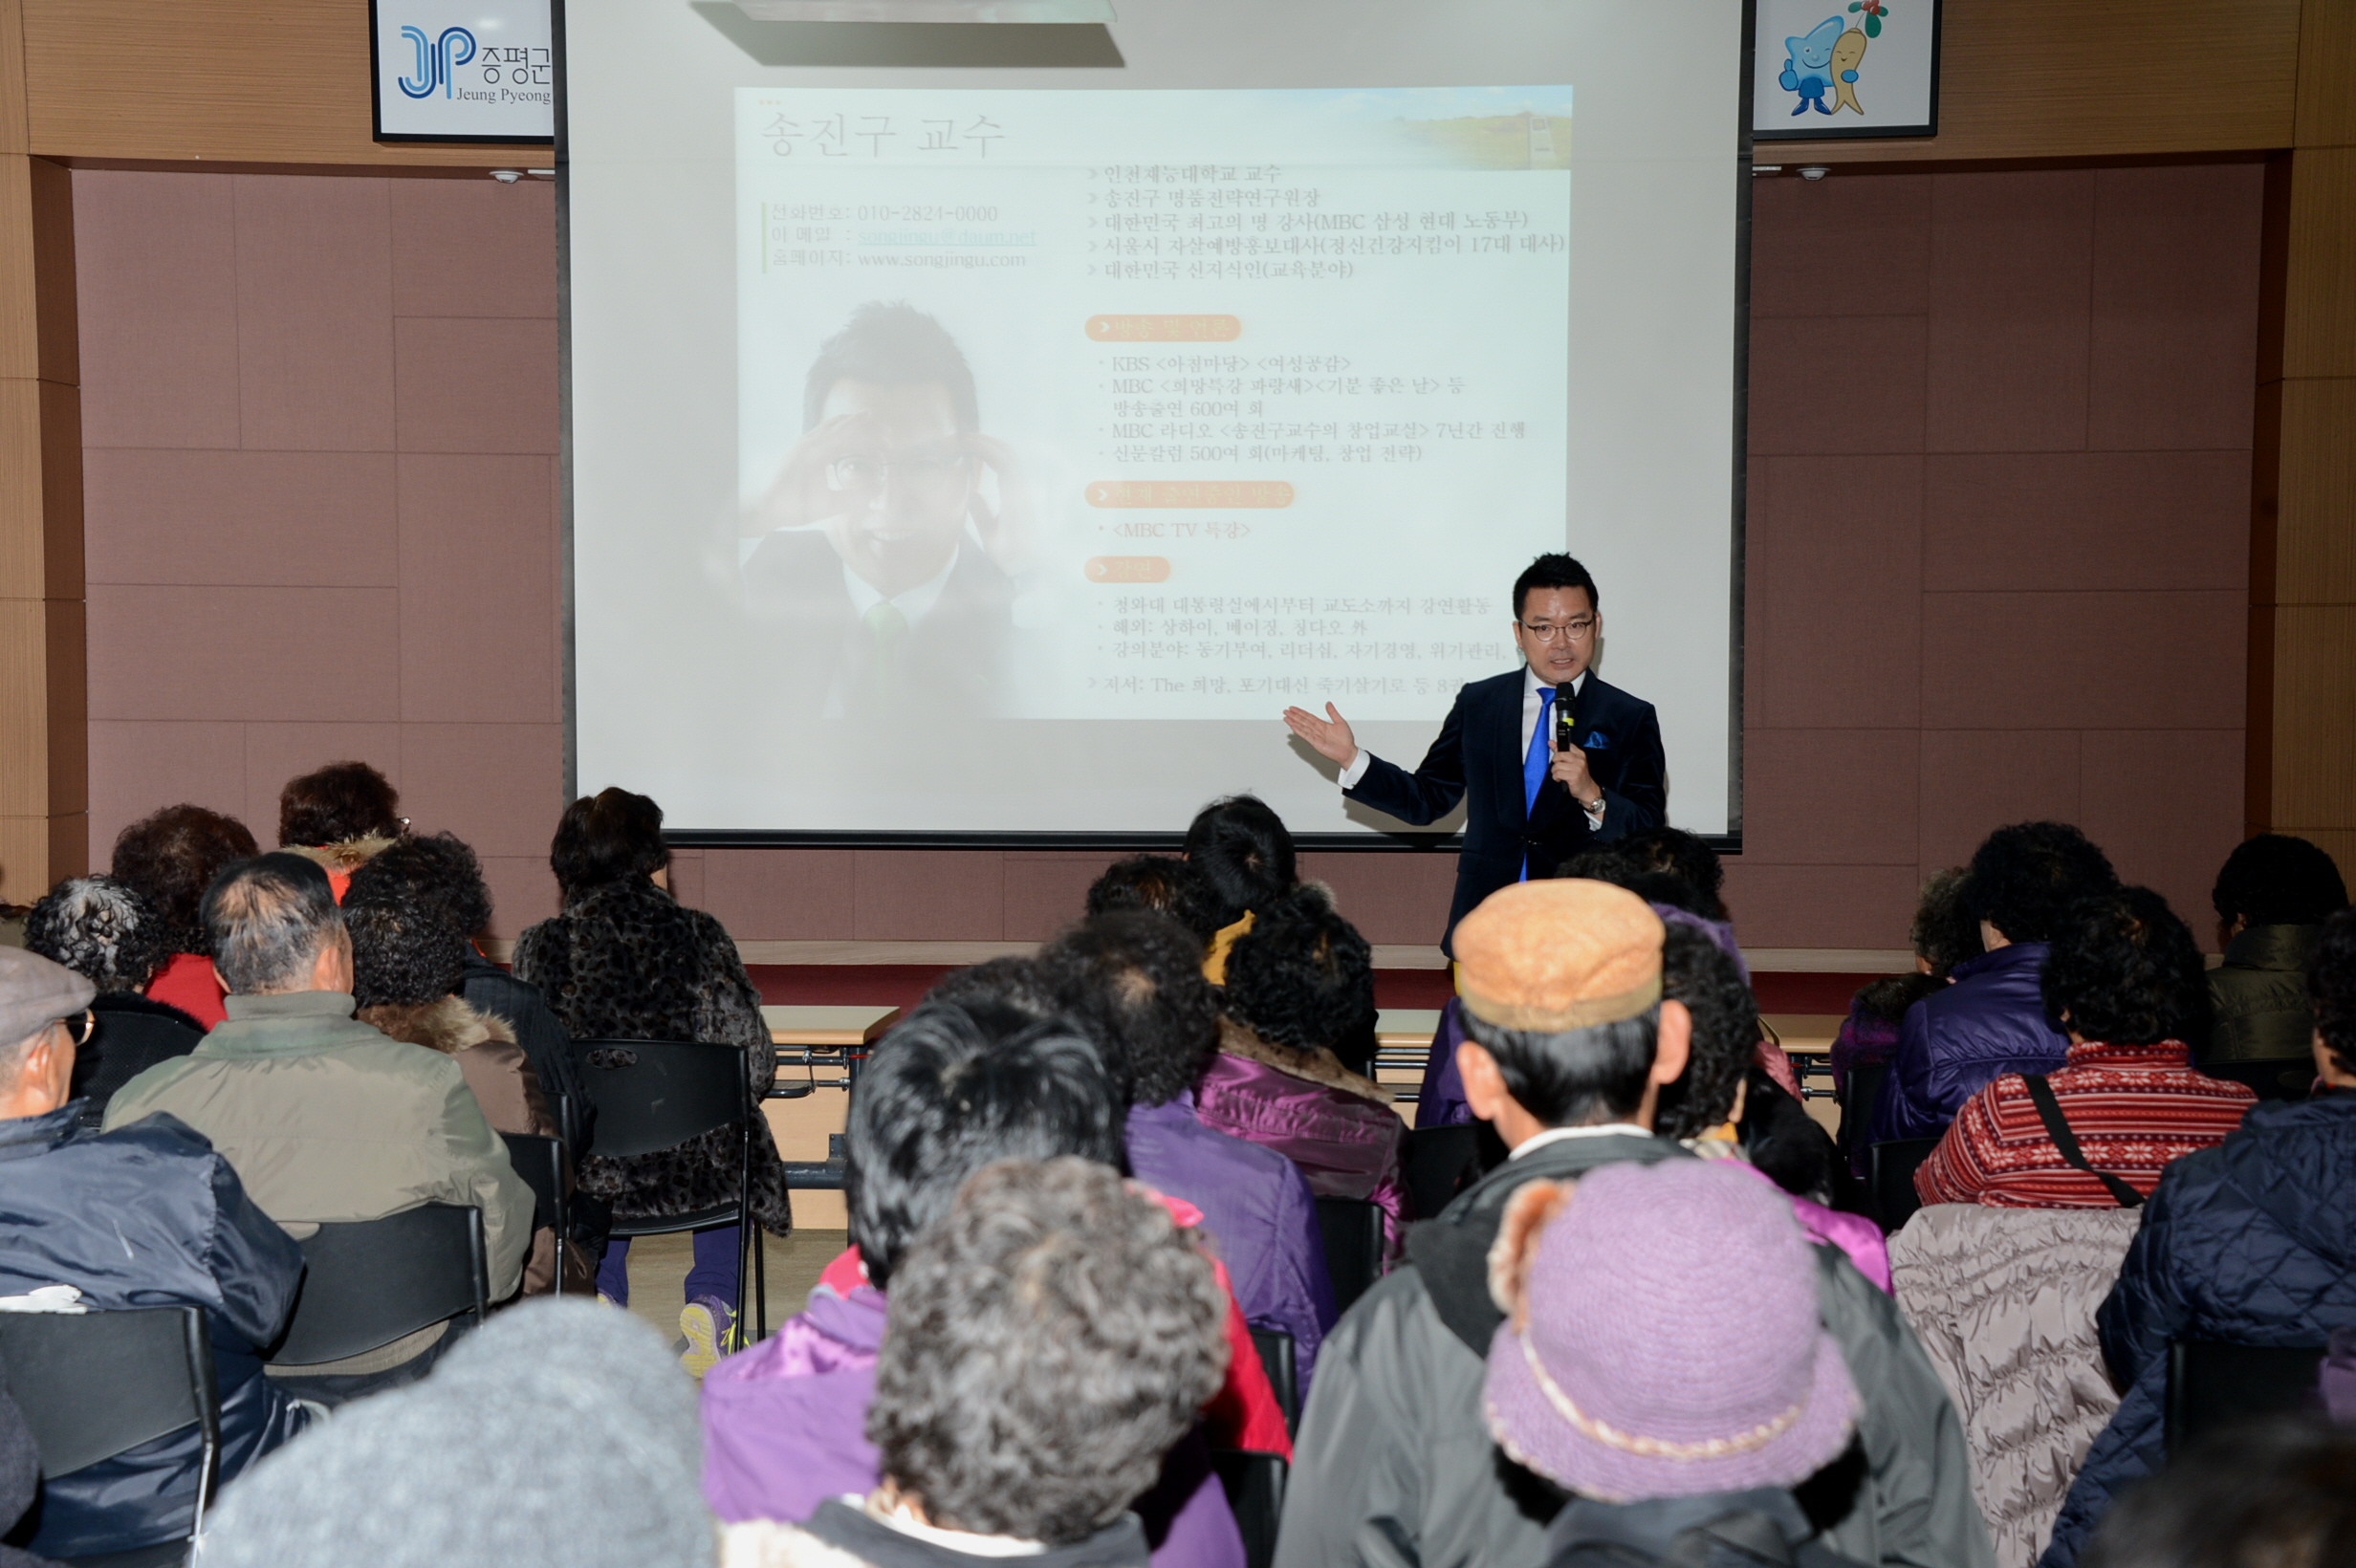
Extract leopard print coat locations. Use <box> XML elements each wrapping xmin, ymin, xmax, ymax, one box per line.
<box><xmin>513</xmin><ymin>877</ymin><xmax>792</xmax><ymax>1234</ymax></box>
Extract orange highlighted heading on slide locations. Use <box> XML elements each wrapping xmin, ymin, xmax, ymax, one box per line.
<box><xmin>1087</xmin><ymin>556</ymin><xmax>1172</xmax><ymax>583</ymax></box>
<box><xmin>1086</xmin><ymin>481</ymin><xmax>1295</xmax><ymax>509</ymax></box>
<box><xmin>1086</xmin><ymin>315</ymin><xmax>1243</xmax><ymax>342</ymax></box>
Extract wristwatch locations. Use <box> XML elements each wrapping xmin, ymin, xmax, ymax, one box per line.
<box><xmin>1578</xmin><ymin>794</ymin><xmax>1604</xmax><ymax>818</ymax></box>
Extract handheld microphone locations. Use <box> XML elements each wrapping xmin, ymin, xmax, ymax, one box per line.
<box><xmin>1555</xmin><ymin>686</ymin><xmax>1577</xmax><ymax>753</ymax></box>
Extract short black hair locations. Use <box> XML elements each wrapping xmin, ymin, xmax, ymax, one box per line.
<box><xmin>1183</xmin><ymin>795</ymin><xmax>1297</xmax><ymax>929</ymax></box>
<box><xmin>344</xmin><ymin>835</ymin><xmax>481</xmax><ymax>1010</ymax></box>
<box><xmin>1556</xmin><ymin>843</ymin><xmax>1722</xmax><ymax>923</ymax></box>
<box><xmin>1619</xmin><ymin>829</ymin><xmax>1727</xmax><ymax>922</ymax></box>
<box><xmin>2309</xmin><ymin>905</ymin><xmax>2356</xmax><ymax>1078</ymax></box>
<box><xmin>922</xmin><ymin>957</ymin><xmax>1095</xmax><ymax>1078</ymax></box>
<box><xmin>278</xmin><ymin>760</ymin><xmax>402</xmax><ymax>848</ymax></box>
<box><xmin>1086</xmin><ymin>856</ymin><xmax>1224</xmax><ymax>947</ymax></box>
<box><xmin>1967</xmin><ymin>821</ymin><xmax>2119</xmax><ymax>945</ymax></box>
<box><xmin>550</xmin><ymin>788</ymin><xmax>669</xmax><ymax>903</ymax></box>
<box><xmin>803</xmin><ymin>301</ymin><xmax>978</xmax><ymax>434</ymax></box>
<box><xmin>1511</xmin><ymin>553</ymin><xmax>1600</xmax><ymax>620</ymax></box>
<box><xmin>203</xmin><ymin>853</ymin><xmax>344</xmax><ymax>995</ymax></box>
<box><xmin>1737</xmin><ymin>1070</ymin><xmax>1839</xmax><ymax>1206</ymax></box>
<box><xmin>2083</xmin><ymin>1416</ymin><xmax>2356</xmax><ymax>1568</ymax></box>
<box><xmin>1460</xmin><ymin>1003</ymin><xmax>1660</xmax><ymax>1127</ymax></box>
<box><xmin>868</xmin><ymin>1158</ymin><xmax>1228</xmax><ymax>1545</ymax></box>
<box><xmin>111</xmin><ymin>804</ymin><xmax>261</xmax><ymax>956</ymax></box>
<box><xmin>844</xmin><ymin>1002</ymin><xmax>1125</xmax><ymax>1290</ymax></box>
<box><xmin>26</xmin><ymin>876</ymin><xmax>171</xmax><ymax>994</ymax></box>
<box><xmin>2040</xmin><ymin>885</ymin><xmax>2208</xmax><ymax>1047</ymax></box>
<box><xmin>1223</xmin><ymin>889</ymin><xmax>1378</xmax><ymax>1070</ymax></box>
<box><xmin>1037</xmin><ymin>912</ymin><xmax>1220</xmax><ymax>1109</ymax></box>
<box><xmin>2212</xmin><ymin>835</ymin><xmax>2349</xmax><ymax>927</ymax></box>
<box><xmin>1654</xmin><ymin>923</ymin><xmax>1757</xmax><ymax>1140</ymax></box>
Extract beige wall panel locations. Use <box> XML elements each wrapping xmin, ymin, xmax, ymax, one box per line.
<box><xmin>1770</xmin><ymin>0</ymin><xmax>2299</xmax><ymax>164</ymax></box>
<box><xmin>0</xmin><ymin>816</ymin><xmax>50</xmax><ymax>903</ymax></box>
<box><xmin>2266</xmin><ymin>604</ymin><xmax>2356</xmax><ymax>826</ymax></box>
<box><xmin>0</xmin><ymin>0</ymin><xmax>26</xmax><ymax>157</ymax></box>
<box><xmin>2294</xmin><ymin>0</ymin><xmax>2356</xmax><ymax>150</ymax></box>
<box><xmin>2282</xmin><ymin>147</ymin><xmax>2356</xmax><ymax>379</ymax></box>
<box><xmin>0</xmin><ymin>373</ymin><xmax>39</xmax><ymax>597</ymax></box>
<box><xmin>19</xmin><ymin>0</ymin><xmax>547</xmax><ymax>168</ymax></box>
<box><xmin>0</xmin><ymin>152</ymin><xmax>30</xmax><ymax>380</ymax></box>
<box><xmin>0</xmin><ymin>595</ymin><xmax>47</xmax><ymax>812</ymax></box>
<box><xmin>2274</xmin><ymin>376</ymin><xmax>2356</xmax><ymax>605</ymax></box>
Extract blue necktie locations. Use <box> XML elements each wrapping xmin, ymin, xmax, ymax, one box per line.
<box><xmin>1519</xmin><ymin>687</ymin><xmax>1555</xmax><ymax>882</ymax></box>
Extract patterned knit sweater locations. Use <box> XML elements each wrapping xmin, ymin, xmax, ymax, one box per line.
<box><xmin>1913</xmin><ymin>1039</ymin><xmax>2255</xmax><ymax>1209</ymax></box>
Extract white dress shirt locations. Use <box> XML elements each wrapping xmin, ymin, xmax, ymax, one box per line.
<box><xmin>1339</xmin><ymin>665</ymin><xmax>1602</xmax><ymax>821</ymax></box>
<box><xmin>1509</xmin><ymin>1122</ymin><xmax>1656</xmax><ymax>1159</ymax></box>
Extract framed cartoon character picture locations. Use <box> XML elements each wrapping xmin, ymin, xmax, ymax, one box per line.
<box><xmin>1752</xmin><ymin>0</ymin><xmax>1939</xmax><ymax>140</ymax></box>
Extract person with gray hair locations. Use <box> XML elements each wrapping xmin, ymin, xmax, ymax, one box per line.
<box><xmin>24</xmin><ymin>874</ymin><xmax>203</xmax><ymax>1127</ymax></box>
<box><xmin>197</xmin><ymin>1298</ymin><xmax>713</xmax><ymax>1568</ymax></box>
<box><xmin>105</xmin><ymin>853</ymin><xmax>534</xmax><ymax>1405</ymax></box>
<box><xmin>0</xmin><ymin>946</ymin><xmax>308</xmax><ymax>1558</ymax></box>
<box><xmin>725</xmin><ymin>1157</ymin><xmax>1230</xmax><ymax>1568</ymax></box>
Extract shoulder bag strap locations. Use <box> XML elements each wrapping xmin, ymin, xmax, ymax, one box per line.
<box><xmin>2020</xmin><ymin>1074</ymin><xmax>2145</xmax><ymax>1209</ymax></box>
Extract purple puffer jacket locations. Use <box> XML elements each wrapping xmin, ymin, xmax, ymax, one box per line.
<box><xmin>1195</xmin><ymin>1019</ymin><xmax>1408</xmax><ymax>1257</ymax></box>
<box><xmin>1126</xmin><ymin>1096</ymin><xmax>1338</xmax><ymax>1390</ymax></box>
<box><xmin>1867</xmin><ymin>942</ymin><xmax>2068</xmax><ymax>1146</ymax></box>
<box><xmin>1415</xmin><ymin>999</ymin><xmax>1474</xmax><ymax>1130</ymax></box>
<box><xmin>701</xmin><ymin>1282</ymin><xmax>1248</xmax><ymax>1568</ymax></box>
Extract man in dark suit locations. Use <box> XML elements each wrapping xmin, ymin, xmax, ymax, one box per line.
<box><xmin>739</xmin><ymin>302</ymin><xmax>1028</xmax><ymax>717</ymax></box>
<box><xmin>1282</xmin><ymin>553</ymin><xmax>1666</xmax><ymax>950</ymax></box>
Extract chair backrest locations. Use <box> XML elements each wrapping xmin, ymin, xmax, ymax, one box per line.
<box><xmin>565</xmin><ymin>1038</ymin><xmax>748</xmax><ymax>1159</ymax></box>
<box><xmin>1868</xmin><ymin>1137</ymin><xmax>1941</xmax><ymax>1233</ymax></box>
<box><xmin>1838</xmin><ymin>1063</ymin><xmax>1889</xmax><ymax>1163</ymax></box>
<box><xmin>1210</xmin><ymin>1449</ymin><xmax>1287</xmax><ymax>1568</ymax></box>
<box><xmin>1249</xmin><ymin>1327</ymin><xmax>1298</xmax><ymax>1438</ymax></box>
<box><xmin>270</xmin><ymin>1204</ymin><xmax>489</xmax><ymax>1368</ymax></box>
<box><xmin>500</xmin><ymin>1132</ymin><xmax>565</xmax><ymax>1234</ymax></box>
<box><xmin>2166</xmin><ymin>1339</ymin><xmax>2328</xmax><ymax>1453</ymax></box>
<box><xmin>1314</xmin><ymin>1196</ymin><xmax>1385</xmax><ymax>1314</ymax></box>
<box><xmin>1400</xmin><ymin>1123</ymin><xmax>1483</xmax><ymax>1222</ymax></box>
<box><xmin>2198</xmin><ymin>1058</ymin><xmax>2314</xmax><ymax>1102</ymax></box>
<box><xmin>0</xmin><ymin>1306</ymin><xmax>219</xmax><ymax>1487</ymax></box>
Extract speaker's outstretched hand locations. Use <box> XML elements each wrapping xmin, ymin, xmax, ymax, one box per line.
<box><xmin>1283</xmin><ymin>703</ymin><xmax>1359</xmax><ymax>768</ymax></box>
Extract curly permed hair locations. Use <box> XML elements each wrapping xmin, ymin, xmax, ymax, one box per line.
<box><xmin>342</xmin><ymin>835</ymin><xmax>480</xmax><ymax>1009</ymax></box>
<box><xmin>868</xmin><ymin>1157</ymin><xmax>1228</xmax><ymax>1545</ymax></box>
<box><xmin>1222</xmin><ymin>887</ymin><xmax>1376</xmax><ymax>1057</ymax></box>
<box><xmin>1968</xmin><ymin>821</ymin><xmax>2119</xmax><ymax>945</ymax></box>
<box><xmin>1085</xmin><ymin>856</ymin><xmax>1224</xmax><ymax>947</ymax></box>
<box><xmin>2212</xmin><ymin>835</ymin><xmax>2349</xmax><ymax>928</ymax></box>
<box><xmin>1653</xmin><ymin>922</ymin><xmax>1759</xmax><ymax>1140</ymax></box>
<box><xmin>2040</xmin><ymin>885</ymin><xmax>2207</xmax><ymax>1047</ymax></box>
<box><xmin>2309</xmin><ymin>905</ymin><xmax>2356</xmax><ymax>1078</ymax></box>
<box><xmin>278</xmin><ymin>760</ymin><xmax>402</xmax><ymax>848</ymax></box>
<box><xmin>110</xmin><ymin>805</ymin><xmax>261</xmax><ymax>956</ymax></box>
<box><xmin>25</xmin><ymin>875</ymin><xmax>171</xmax><ymax>993</ymax></box>
<box><xmin>1038</xmin><ymin>910</ymin><xmax>1220</xmax><ymax>1109</ymax></box>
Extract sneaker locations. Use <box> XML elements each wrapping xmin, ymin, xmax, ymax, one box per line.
<box><xmin>679</xmin><ymin>1296</ymin><xmax>734</xmax><ymax>1378</ymax></box>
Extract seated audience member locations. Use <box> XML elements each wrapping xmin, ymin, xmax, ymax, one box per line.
<box><xmin>513</xmin><ymin>788</ymin><xmax>792</xmax><ymax>1370</ymax></box>
<box><xmin>1089</xmin><ymin>855</ymin><xmax>1226</xmax><ymax>951</ymax></box>
<box><xmin>2079</xmin><ymin>1417</ymin><xmax>2356</xmax><ymax>1568</ymax></box>
<box><xmin>1184</xmin><ymin>795</ymin><xmax>1298</xmax><ymax>982</ymax></box>
<box><xmin>1870</xmin><ymin>822</ymin><xmax>2119</xmax><ymax>1147</ymax></box>
<box><xmin>0</xmin><ymin>947</ymin><xmax>307</xmax><ymax>1558</ymax></box>
<box><xmin>1656</xmin><ymin>924</ymin><xmax>1888</xmax><ymax>1291</ymax></box>
<box><xmin>345</xmin><ymin>836</ymin><xmax>585</xmax><ymax>1296</ymax></box>
<box><xmin>1039</xmin><ymin>911</ymin><xmax>1338</xmax><ymax>1387</ymax></box>
<box><xmin>104</xmin><ymin>853</ymin><xmax>534</xmax><ymax>1402</ymax></box>
<box><xmin>1833</xmin><ymin>868</ymin><xmax>1976</xmax><ymax>1096</ymax></box>
<box><xmin>1614</xmin><ymin>825</ymin><xmax>1734</xmax><ymax>923</ymax></box>
<box><xmin>724</xmin><ymin>1159</ymin><xmax>1231</xmax><ymax>1568</ymax></box>
<box><xmin>2203</xmin><ymin>833</ymin><xmax>2348</xmax><ymax>1066</ymax></box>
<box><xmin>108</xmin><ymin>802</ymin><xmax>259</xmax><ymax>1029</ymax></box>
<box><xmin>278</xmin><ymin>759</ymin><xmax>405</xmax><ymax>899</ymax></box>
<box><xmin>1195</xmin><ymin>888</ymin><xmax>1408</xmax><ymax>1254</ymax></box>
<box><xmin>2037</xmin><ymin>904</ymin><xmax>2356</xmax><ymax>1568</ymax></box>
<box><xmin>1484</xmin><ymin>1162</ymin><xmax>1868</xmax><ymax>1568</ymax></box>
<box><xmin>196</xmin><ymin>1300</ymin><xmax>713</xmax><ymax>1568</ymax></box>
<box><xmin>1915</xmin><ymin>887</ymin><xmax>2252</xmax><ymax>1210</ymax></box>
<box><xmin>701</xmin><ymin>1000</ymin><xmax>1254</xmax><ymax>1568</ymax></box>
<box><xmin>1275</xmin><ymin>879</ymin><xmax>1991</xmax><ymax>1568</ymax></box>
<box><xmin>23</xmin><ymin>875</ymin><xmax>202</xmax><ymax>1127</ymax></box>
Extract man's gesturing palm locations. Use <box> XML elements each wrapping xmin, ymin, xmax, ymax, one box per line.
<box><xmin>1283</xmin><ymin>703</ymin><xmax>1359</xmax><ymax>768</ymax></box>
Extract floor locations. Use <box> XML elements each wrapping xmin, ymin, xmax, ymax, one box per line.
<box><xmin>606</xmin><ymin>1229</ymin><xmax>848</xmax><ymax>1352</ymax></box>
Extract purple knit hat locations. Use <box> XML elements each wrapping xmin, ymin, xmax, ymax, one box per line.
<box><xmin>1482</xmin><ymin>1160</ymin><xmax>1856</xmax><ymax>1501</ymax></box>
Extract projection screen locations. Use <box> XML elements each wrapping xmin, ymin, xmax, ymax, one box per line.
<box><xmin>564</xmin><ymin>0</ymin><xmax>1749</xmax><ymax>843</ymax></box>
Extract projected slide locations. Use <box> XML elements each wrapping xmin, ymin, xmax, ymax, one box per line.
<box><xmin>731</xmin><ymin>88</ymin><xmax>1573</xmax><ymax>723</ymax></box>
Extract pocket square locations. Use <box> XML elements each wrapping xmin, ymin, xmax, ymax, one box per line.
<box><xmin>1585</xmin><ymin>730</ymin><xmax>1611</xmax><ymax>750</ymax></box>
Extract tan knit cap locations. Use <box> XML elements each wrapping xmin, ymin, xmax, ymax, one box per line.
<box><xmin>1455</xmin><ymin>880</ymin><xmax>1665</xmax><ymax>1033</ymax></box>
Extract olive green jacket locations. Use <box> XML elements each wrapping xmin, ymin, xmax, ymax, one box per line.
<box><xmin>105</xmin><ymin>990</ymin><xmax>535</xmax><ymax>1311</ymax></box>
<box><xmin>2203</xmin><ymin>924</ymin><xmax>2321</xmax><ymax>1065</ymax></box>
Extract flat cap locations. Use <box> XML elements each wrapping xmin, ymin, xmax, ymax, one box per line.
<box><xmin>0</xmin><ymin>947</ymin><xmax>95</xmax><ymax>1049</ymax></box>
<box><xmin>1455</xmin><ymin>880</ymin><xmax>1664</xmax><ymax>1033</ymax></box>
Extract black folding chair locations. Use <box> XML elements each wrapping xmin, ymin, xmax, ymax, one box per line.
<box><xmin>0</xmin><ymin>1305</ymin><xmax>220</xmax><ymax>1568</ymax></box>
<box><xmin>501</xmin><ymin>1132</ymin><xmax>569</xmax><ymax>1296</ymax></box>
<box><xmin>2165</xmin><ymin>1339</ymin><xmax>2329</xmax><ymax>1453</ymax></box>
<box><xmin>1314</xmin><ymin>1196</ymin><xmax>1385</xmax><ymax>1315</ymax></box>
<box><xmin>2198</xmin><ymin>1058</ymin><xmax>2315</xmax><ymax>1102</ymax></box>
<box><xmin>1400</xmin><ymin>1123</ymin><xmax>1484</xmax><ymax>1222</ymax></box>
<box><xmin>1210</xmin><ymin>1449</ymin><xmax>1287</xmax><ymax>1568</ymax></box>
<box><xmin>1836</xmin><ymin>1063</ymin><xmax>1887</xmax><ymax>1166</ymax></box>
<box><xmin>567</xmin><ymin>1037</ymin><xmax>767</xmax><ymax>1344</ymax></box>
<box><xmin>1867</xmin><ymin>1137</ymin><xmax>1941</xmax><ymax>1234</ymax></box>
<box><xmin>1249</xmin><ymin>1328</ymin><xmax>1299</xmax><ymax>1439</ymax></box>
<box><xmin>269</xmin><ymin>1204</ymin><xmax>489</xmax><ymax>1373</ymax></box>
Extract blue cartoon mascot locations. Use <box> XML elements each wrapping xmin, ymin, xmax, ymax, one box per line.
<box><xmin>1779</xmin><ymin>16</ymin><xmax>1844</xmax><ymax>116</ymax></box>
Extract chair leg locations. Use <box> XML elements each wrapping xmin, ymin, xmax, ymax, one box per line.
<box><xmin>753</xmin><ymin>1223</ymin><xmax>767</xmax><ymax>1342</ymax></box>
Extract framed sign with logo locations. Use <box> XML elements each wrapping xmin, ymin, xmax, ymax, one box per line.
<box><xmin>1752</xmin><ymin>0</ymin><xmax>1939</xmax><ymax>141</ymax></box>
<box><xmin>370</xmin><ymin>0</ymin><xmax>556</xmax><ymax>142</ymax></box>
